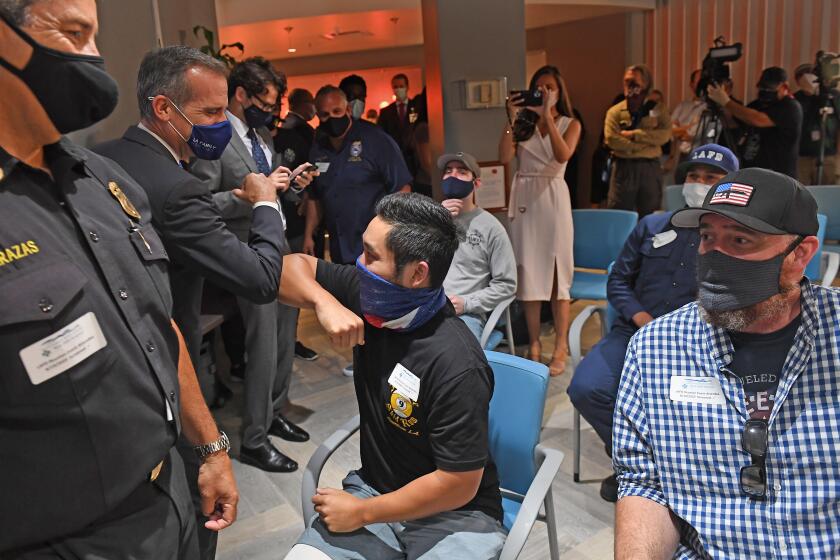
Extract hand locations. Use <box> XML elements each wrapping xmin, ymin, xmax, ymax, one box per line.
<box><xmin>632</xmin><ymin>311</ymin><xmax>654</xmax><ymax>328</ymax></box>
<box><xmin>505</xmin><ymin>93</ymin><xmax>523</xmax><ymax>120</ymax></box>
<box><xmin>314</xmin><ymin>296</ymin><xmax>365</xmax><ymax>348</ymax></box>
<box><xmin>706</xmin><ymin>83</ymin><xmax>731</xmax><ymax>107</ymax></box>
<box><xmin>232</xmin><ymin>173</ymin><xmax>276</xmax><ymax>204</ymax></box>
<box><xmin>536</xmin><ymin>87</ymin><xmax>557</xmax><ymax>120</ymax></box>
<box><xmin>441</xmin><ymin>198</ymin><xmax>463</xmax><ymax>217</ymax></box>
<box><xmin>449</xmin><ymin>295</ymin><xmax>465</xmax><ymax>315</ymax></box>
<box><xmin>268</xmin><ymin>166</ymin><xmax>291</xmax><ymax>193</ymax></box>
<box><xmin>661</xmin><ymin>157</ymin><xmax>677</xmax><ymax>173</ymax></box>
<box><xmin>197</xmin><ymin>452</ymin><xmax>239</xmax><ymax>532</ymax></box>
<box><xmin>619</xmin><ymin>130</ymin><xmax>635</xmax><ymax>139</ymax></box>
<box><xmin>302</xmin><ymin>236</ymin><xmax>315</xmax><ymax>256</ymax></box>
<box><xmin>293</xmin><ymin>170</ymin><xmax>318</xmax><ymax>190</ymax></box>
<box><xmin>312</xmin><ymin>487</ymin><xmax>366</xmax><ymax>533</ymax></box>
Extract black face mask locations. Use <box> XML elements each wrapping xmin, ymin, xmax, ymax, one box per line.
<box><xmin>244</xmin><ymin>103</ymin><xmax>273</xmax><ymax>130</ymax></box>
<box><xmin>319</xmin><ymin>114</ymin><xmax>351</xmax><ymax>138</ymax></box>
<box><xmin>0</xmin><ymin>16</ymin><xmax>119</xmax><ymax>133</ymax></box>
<box><xmin>697</xmin><ymin>238</ymin><xmax>801</xmax><ymax>312</ymax></box>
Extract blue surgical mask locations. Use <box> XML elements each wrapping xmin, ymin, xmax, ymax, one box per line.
<box><xmin>356</xmin><ymin>257</ymin><xmax>447</xmax><ymax>332</ymax></box>
<box><xmin>163</xmin><ymin>97</ymin><xmax>232</xmax><ymax>160</ymax></box>
<box><xmin>442</xmin><ymin>176</ymin><xmax>475</xmax><ymax>199</ymax></box>
<box><xmin>349</xmin><ymin>98</ymin><xmax>365</xmax><ymax>120</ymax></box>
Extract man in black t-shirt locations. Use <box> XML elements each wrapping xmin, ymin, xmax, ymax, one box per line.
<box><xmin>278</xmin><ymin>193</ymin><xmax>506</xmax><ymax>559</ymax></box>
<box><xmin>708</xmin><ymin>67</ymin><xmax>803</xmax><ymax>179</ymax></box>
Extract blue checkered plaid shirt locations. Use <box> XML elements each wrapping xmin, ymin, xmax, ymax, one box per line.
<box><xmin>614</xmin><ymin>280</ymin><xmax>840</xmax><ymax>558</ymax></box>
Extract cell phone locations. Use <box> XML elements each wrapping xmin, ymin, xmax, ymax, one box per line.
<box><xmin>510</xmin><ymin>89</ymin><xmax>543</xmax><ymax>107</ymax></box>
<box><xmin>290</xmin><ymin>163</ymin><xmax>319</xmax><ymax>182</ymax></box>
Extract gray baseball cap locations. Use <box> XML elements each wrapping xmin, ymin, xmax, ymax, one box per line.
<box><xmin>437</xmin><ymin>151</ymin><xmax>481</xmax><ymax>178</ymax></box>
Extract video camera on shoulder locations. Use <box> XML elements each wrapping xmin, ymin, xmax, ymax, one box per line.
<box><xmin>696</xmin><ymin>36</ymin><xmax>743</xmax><ymax>100</ymax></box>
<box><xmin>814</xmin><ymin>51</ymin><xmax>840</xmax><ymax>96</ymax></box>
<box><xmin>510</xmin><ymin>89</ymin><xmax>543</xmax><ymax>107</ymax></box>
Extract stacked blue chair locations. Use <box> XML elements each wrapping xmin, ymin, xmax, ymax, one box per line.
<box><xmin>805</xmin><ymin>186</ymin><xmax>840</xmax><ymax>257</ymax></box>
<box><xmin>662</xmin><ymin>184</ymin><xmax>685</xmax><ymax>212</ymax></box>
<box><xmin>570</xmin><ymin>210</ymin><xmax>638</xmax><ymax>301</ymax></box>
<box><xmin>804</xmin><ymin>214</ymin><xmax>839</xmax><ymax>287</ymax></box>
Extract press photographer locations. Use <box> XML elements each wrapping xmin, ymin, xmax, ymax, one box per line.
<box><xmin>708</xmin><ymin>66</ymin><xmax>802</xmax><ymax>179</ymax></box>
<box><xmin>603</xmin><ymin>64</ymin><xmax>671</xmax><ymax>217</ymax></box>
<box><xmin>795</xmin><ymin>54</ymin><xmax>840</xmax><ymax>184</ymax></box>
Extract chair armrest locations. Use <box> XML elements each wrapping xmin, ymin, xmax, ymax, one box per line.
<box><xmin>480</xmin><ymin>296</ymin><xmax>516</xmax><ymax>349</ymax></box>
<box><xmin>499</xmin><ymin>444</ymin><xmax>565</xmax><ymax>560</ymax></box>
<box><xmin>823</xmin><ymin>252</ymin><xmax>839</xmax><ymax>287</ymax></box>
<box><xmin>568</xmin><ymin>304</ymin><xmax>606</xmax><ymax>366</ymax></box>
<box><xmin>301</xmin><ymin>414</ymin><xmax>361</xmax><ymax>523</ymax></box>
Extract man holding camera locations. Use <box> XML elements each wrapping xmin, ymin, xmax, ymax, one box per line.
<box><xmin>604</xmin><ymin>64</ymin><xmax>672</xmax><ymax>217</ymax></box>
<box><xmin>793</xmin><ymin>63</ymin><xmax>840</xmax><ymax>185</ymax></box>
<box><xmin>708</xmin><ymin>67</ymin><xmax>802</xmax><ymax>179</ymax></box>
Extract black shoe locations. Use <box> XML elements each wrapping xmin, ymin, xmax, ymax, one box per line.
<box><xmin>239</xmin><ymin>441</ymin><xmax>298</xmax><ymax>473</ymax></box>
<box><xmin>294</xmin><ymin>341</ymin><xmax>319</xmax><ymax>361</ymax></box>
<box><xmin>600</xmin><ymin>473</ymin><xmax>618</xmax><ymax>503</ymax></box>
<box><xmin>209</xmin><ymin>381</ymin><xmax>233</xmax><ymax>410</ymax></box>
<box><xmin>269</xmin><ymin>415</ymin><xmax>310</xmax><ymax>442</ymax></box>
<box><xmin>229</xmin><ymin>362</ymin><xmax>246</xmax><ymax>383</ymax></box>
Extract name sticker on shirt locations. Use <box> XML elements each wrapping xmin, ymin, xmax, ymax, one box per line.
<box><xmin>19</xmin><ymin>312</ymin><xmax>107</xmax><ymax>385</ymax></box>
<box><xmin>652</xmin><ymin>229</ymin><xmax>677</xmax><ymax>248</ymax></box>
<box><xmin>670</xmin><ymin>376</ymin><xmax>726</xmax><ymax>406</ymax></box>
<box><xmin>388</xmin><ymin>363</ymin><xmax>420</xmax><ymax>402</ymax></box>
<box><xmin>315</xmin><ymin>162</ymin><xmax>331</xmax><ymax>173</ymax></box>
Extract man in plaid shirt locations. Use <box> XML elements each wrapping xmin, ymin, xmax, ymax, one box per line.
<box><xmin>613</xmin><ymin>168</ymin><xmax>839</xmax><ymax>558</ymax></box>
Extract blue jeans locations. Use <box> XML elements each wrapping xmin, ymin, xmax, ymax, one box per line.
<box><xmin>458</xmin><ymin>314</ymin><xmax>485</xmax><ymax>343</ymax></box>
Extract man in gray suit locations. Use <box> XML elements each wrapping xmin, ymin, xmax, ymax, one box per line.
<box><xmin>191</xmin><ymin>57</ymin><xmax>309</xmax><ymax>473</ymax></box>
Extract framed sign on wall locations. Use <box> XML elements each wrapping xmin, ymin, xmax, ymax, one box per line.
<box><xmin>475</xmin><ymin>161</ymin><xmax>511</xmax><ymax>213</ymax></box>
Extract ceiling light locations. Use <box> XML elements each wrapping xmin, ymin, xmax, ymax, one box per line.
<box><xmin>285</xmin><ymin>26</ymin><xmax>295</xmax><ymax>54</ymax></box>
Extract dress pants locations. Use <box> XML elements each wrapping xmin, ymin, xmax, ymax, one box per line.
<box><xmin>238</xmin><ymin>295</ymin><xmax>298</xmax><ymax>448</ymax></box>
<box><xmin>6</xmin><ymin>448</ymin><xmax>198</xmax><ymax>560</ymax></box>
<box><xmin>566</xmin><ymin>322</ymin><xmax>636</xmax><ymax>450</ymax></box>
<box><xmin>606</xmin><ymin>158</ymin><xmax>663</xmax><ymax>218</ymax></box>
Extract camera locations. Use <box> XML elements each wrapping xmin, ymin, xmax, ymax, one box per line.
<box><xmin>814</xmin><ymin>51</ymin><xmax>840</xmax><ymax>93</ymax></box>
<box><xmin>510</xmin><ymin>89</ymin><xmax>543</xmax><ymax>107</ymax></box>
<box><xmin>695</xmin><ymin>36</ymin><xmax>743</xmax><ymax>99</ymax></box>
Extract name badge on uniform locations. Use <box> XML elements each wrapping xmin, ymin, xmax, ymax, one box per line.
<box><xmin>19</xmin><ymin>312</ymin><xmax>107</xmax><ymax>385</ymax></box>
<box><xmin>388</xmin><ymin>363</ymin><xmax>420</xmax><ymax>401</ymax></box>
<box><xmin>652</xmin><ymin>229</ymin><xmax>678</xmax><ymax>248</ymax></box>
<box><xmin>670</xmin><ymin>376</ymin><xmax>725</xmax><ymax>405</ymax></box>
<box><xmin>315</xmin><ymin>162</ymin><xmax>330</xmax><ymax>173</ymax></box>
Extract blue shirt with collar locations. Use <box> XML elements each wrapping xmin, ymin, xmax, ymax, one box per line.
<box><xmin>614</xmin><ymin>281</ymin><xmax>840</xmax><ymax>558</ymax></box>
<box><xmin>607</xmin><ymin>210</ymin><xmax>700</xmax><ymax>327</ymax></box>
<box><xmin>309</xmin><ymin>119</ymin><xmax>411</xmax><ymax>264</ymax></box>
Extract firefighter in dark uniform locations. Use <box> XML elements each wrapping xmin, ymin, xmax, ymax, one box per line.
<box><xmin>0</xmin><ymin>1</ymin><xmax>237</xmax><ymax>557</ymax></box>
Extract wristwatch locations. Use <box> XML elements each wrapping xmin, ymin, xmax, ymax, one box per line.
<box><xmin>194</xmin><ymin>431</ymin><xmax>230</xmax><ymax>459</ymax></box>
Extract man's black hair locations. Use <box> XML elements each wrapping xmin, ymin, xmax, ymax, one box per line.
<box><xmin>375</xmin><ymin>193</ymin><xmax>462</xmax><ymax>288</ymax></box>
<box><xmin>339</xmin><ymin>74</ymin><xmax>367</xmax><ymax>100</ymax></box>
<box><xmin>228</xmin><ymin>56</ymin><xmax>287</xmax><ymax>100</ymax></box>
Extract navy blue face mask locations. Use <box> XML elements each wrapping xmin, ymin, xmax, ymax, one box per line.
<box><xmin>356</xmin><ymin>258</ymin><xmax>447</xmax><ymax>332</ymax></box>
<box><xmin>162</xmin><ymin>97</ymin><xmax>232</xmax><ymax>160</ymax></box>
<box><xmin>441</xmin><ymin>176</ymin><xmax>475</xmax><ymax>199</ymax></box>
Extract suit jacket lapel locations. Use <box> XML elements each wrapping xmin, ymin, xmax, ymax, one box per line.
<box><xmin>229</xmin><ymin>132</ymin><xmax>259</xmax><ymax>173</ymax></box>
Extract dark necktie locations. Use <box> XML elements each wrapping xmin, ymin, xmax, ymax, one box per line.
<box><xmin>248</xmin><ymin>129</ymin><xmax>271</xmax><ymax>175</ymax></box>
<box><xmin>398</xmin><ymin>103</ymin><xmax>406</xmax><ymax>122</ymax></box>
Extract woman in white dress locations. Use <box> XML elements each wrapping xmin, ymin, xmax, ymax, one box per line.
<box><xmin>499</xmin><ymin>66</ymin><xmax>581</xmax><ymax>376</ymax></box>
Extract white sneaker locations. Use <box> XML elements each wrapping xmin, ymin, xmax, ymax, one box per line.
<box><xmin>342</xmin><ymin>364</ymin><xmax>354</xmax><ymax>377</ymax></box>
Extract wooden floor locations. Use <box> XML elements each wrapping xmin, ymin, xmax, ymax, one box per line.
<box><xmin>213</xmin><ymin>299</ymin><xmax>615</xmax><ymax>560</ymax></box>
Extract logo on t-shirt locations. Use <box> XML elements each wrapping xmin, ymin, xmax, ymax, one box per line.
<box><xmin>349</xmin><ymin>140</ymin><xmax>363</xmax><ymax>162</ymax></box>
<box><xmin>387</xmin><ymin>388</ymin><xmax>420</xmax><ymax>436</ymax></box>
<box><xmin>283</xmin><ymin>148</ymin><xmax>296</xmax><ymax>165</ymax></box>
<box><xmin>467</xmin><ymin>230</ymin><xmax>483</xmax><ymax>247</ymax></box>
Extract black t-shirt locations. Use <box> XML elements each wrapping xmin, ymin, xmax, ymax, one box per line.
<box><xmin>741</xmin><ymin>96</ymin><xmax>803</xmax><ymax>178</ymax></box>
<box><xmin>315</xmin><ymin>260</ymin><xmax>503</xmax><ymax>522</ymax></box>
<box><xmin>795</xmin><ymin>90</ymin><xmax>840</xmax><ymax>157</ymax></box>
<box><xmin>727</xmin><ymin>315</ymin><xmax>801</xmax><ymax>420</ymax></box>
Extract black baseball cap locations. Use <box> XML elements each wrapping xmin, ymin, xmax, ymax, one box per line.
<box><xmin>758</xmin><ymin>66</ymin><xmax>787</xmax><ymax>88</ymax></box>
<box><xmin>670</xmin><ymin>168</ymin><xmax>818</xmax><ymax>236</ymax></box>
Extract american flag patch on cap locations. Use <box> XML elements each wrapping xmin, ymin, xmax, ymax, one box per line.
<box><xmin>709</xmin><ymin>182</ymin><xmax>754</xmax><ymax>206</ymax></box>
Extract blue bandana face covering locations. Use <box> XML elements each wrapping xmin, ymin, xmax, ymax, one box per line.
<box><xmin>441</xmin><ymin>176</ymin><xmax>474</xmax><ymax>199</ymax></box>
<box><xmin>163</xmin><ymin>98</ymin><xmax>233</xmax><ymax>160</ymax></box>
<box><xmin>356</xmin><ymin>258</ymin><xmax>447</xmax><ymax>332</ymax></box>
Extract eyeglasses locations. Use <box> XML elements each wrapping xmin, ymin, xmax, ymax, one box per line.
<box><xmin>740</xmin><ymin>419</ymin><xmax>768</xmax><ymax>499</ymax></box>
<box><xmin>251</xmin><ymin>94</ymin><xmax>280</xmax><ymax>113</ymax></box>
